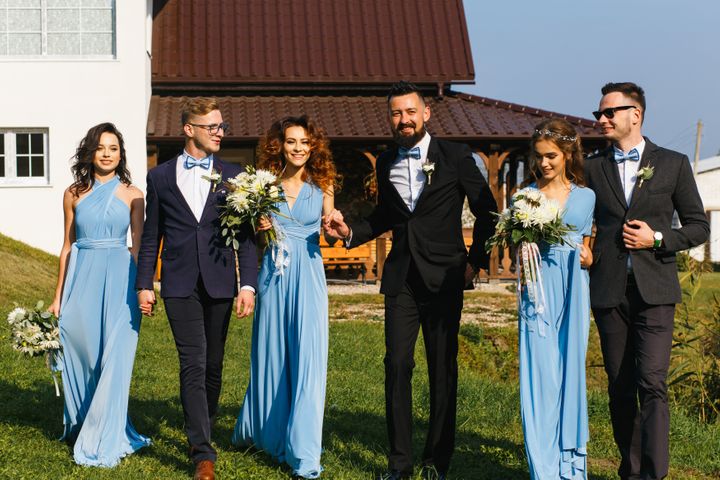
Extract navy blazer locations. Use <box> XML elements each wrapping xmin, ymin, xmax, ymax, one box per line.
<box><xmin>135</xmin><ymin>155</ymin><xmax>258</xmax><ymax>299</ymax></box>
<box><xmin>349</xmin><ymin>138</ymin><xmax>497</xmax><ymax>295</ymax></box>
<box><xmin>585</xmin><ymin>138</ymin><xmax>708</xmax><ymax>308</ymax></box>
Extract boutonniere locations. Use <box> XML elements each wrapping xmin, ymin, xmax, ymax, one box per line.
<box><xmin>202</xmin><ymin>168</ymin><xmax>222</xmax><ymax>192</ymax></box>
<box><xmin>422</xmin><ymin>159</ymin><xmax>435</xmax><ymax>185</ymax></box>
<box><xmin>637</xmin><ymin>165</ymin><xmax>654</xmax><ymax>188</ymax></box>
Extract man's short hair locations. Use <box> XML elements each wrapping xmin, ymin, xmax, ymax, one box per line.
<box><xmin>387</xmin><ymin>80</ymin><xmax>425</xmax><ymax>106</ymax></box>
<box><xmin>601</xmin><ymin>82</ymin><xmax>646</xmax><ymax>114</ymax></box>
<box><xmin>181</xmin><ymin>97</ymin><xmax>221</xmax><ymax>126</ymax></box>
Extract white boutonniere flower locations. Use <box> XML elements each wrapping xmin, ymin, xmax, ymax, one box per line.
<box><xmin>422</xmin><ymin>159</ymin><xmax>435</xmax><ymax>185</ymax></box>
<box><xmin>202</xmin><ymin>168</ymin><xmax>222</xmax><ymax>192</ymax></box>
<box><xmin>637</xmin><ymin>165</ymin><xmax>654</xmax><ymax>188</ymax></box>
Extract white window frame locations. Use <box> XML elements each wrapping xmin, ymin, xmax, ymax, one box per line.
<box><xmin>0</xmin><ymin>129</ymin><xmax>50</xmax><ymax>186</ymax></box>
<box><xmin>0</xmin><ymin>1</ymin><xmax>116</xmax><ymax>59</ymax></box>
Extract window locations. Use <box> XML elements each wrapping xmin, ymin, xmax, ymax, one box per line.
<box><xmin>0</xmin><ymin>0</ymin><xmax>115</xmax><ymax>57</ymax></box>
<box><xmin>0</xmin><ymin>129</ymin><xmax>49</xmax><ymax>185</ymax></box>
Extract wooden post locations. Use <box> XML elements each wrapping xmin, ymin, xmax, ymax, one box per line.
<box><xmin>477</xmin><ymin>149</ymin><xmax>510</xmax><ymax>278</ymax></box>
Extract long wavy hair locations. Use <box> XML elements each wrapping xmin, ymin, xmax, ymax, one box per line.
<box><xmin>256</xmin><ymin>115</ymin><xmax>339</xmax><ymax>193</ymax></box>
<box><xmin>70</xmin><ymin>122</ymin><xmax>131</xmax><ymax>196</ymax></box>
<box><xmin>525</xmin><ymin>118</ymin><xmax>585</xmax><ymax>187</ymax></box>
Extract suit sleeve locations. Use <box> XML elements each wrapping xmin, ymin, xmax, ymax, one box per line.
<box><xmin>662</xmin><ymin>155</ymin><xmax>709</xmax><ymax>252</ymax></box>
<box><xmin>135</xmin><ymin>171</ymin><xmax>162</xmax><ymax>290</ymax></box>
<box><xmin>348</xmin><ymin>157</ymin><xmax>394</xmax><ymax>248</ymax></box>
<box><xmin>236</xmin><ymin>222</ymin><xmax>258</xmax><ymax>291</ymax></box>
<box><xmin>459</xmin><ymin>146</ymin><xmax>498</xmax><ymax>270</ymax></box>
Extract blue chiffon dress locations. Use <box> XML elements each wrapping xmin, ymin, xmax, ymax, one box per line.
<box><xmin>59</xmin><ymin>176</ymin><xmax>150</xmax><ymax>466</ymax></box>
<box><xmin>232</xmin><ymin>182</ymin><xmax>329</xmax><ymax>479</ymax></box>
<box><xmin>518</xmin><ymin>184</ymin><xmax>595</xmax><ymax>479</ymax></box>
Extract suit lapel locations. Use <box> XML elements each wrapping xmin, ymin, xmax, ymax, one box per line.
<box><xmin>627</xmin><ymin>139</ymin><xmax>656</xmax><ymax>210</ymax></box>
<box><xmin>381</xmin><ymin>147</ymin><xmax>412</xmax><ymax>215</ymax></box>
<box><xmin>599</xmin><ymin>149</ymin><xmax>628</xmax><ymax>209</ymax></box>
<box><xmin>413</xmin><ymin>138</ymin><xmax>439</xmax><ymax>210</ymax></box>
<box><xmin>165</xmin><ymin>155</ymin><xmax>197</xmax><ymax>220</ymax></box>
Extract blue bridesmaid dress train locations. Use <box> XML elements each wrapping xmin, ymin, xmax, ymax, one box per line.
<box><xmin>518</xmin><ymin>184</ymin><xmax>595</xmax><ymax>479</ymax></box>
<box><xmin>233</xmin><ymin>182</ymin><xmax>329</xmax><ymax>479</ymax></box>
<box><xmin>59</xmin><ymin>176</ymin><xmax>150</xmax><ymax>466</ymax></box>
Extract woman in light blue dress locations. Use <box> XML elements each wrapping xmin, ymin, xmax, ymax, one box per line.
<box><xmin>233</xmin><ymin>116</ymin><xmax>337</xmax><ymax>478</ymax></box>
<box><xmin>48</xmin><ymin>123</ymin><xmax>150</xmax><ymax>466</ymax></box>
<box><xmin>518</xmin><ymin>119</ymin><xmax>595</xmax><ymax>479</ymax></box>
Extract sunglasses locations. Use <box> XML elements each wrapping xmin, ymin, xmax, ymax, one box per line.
<box><xmin>592</xmin><ymin>105</ymin><xmax>637</xmax><ymax>120</ymax></box>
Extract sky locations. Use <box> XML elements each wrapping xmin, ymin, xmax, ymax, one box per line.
<box><xmin>459</xmin><ymin>0</ymin><xmax>719</xmax><ymax>162</ymax></box>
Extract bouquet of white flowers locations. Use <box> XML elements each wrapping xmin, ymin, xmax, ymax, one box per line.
<box><xmin>7</xmin><ymin>301</ymin><xmax>62</xmax><ymax>395</ymax></box>
<box><xmin>485</xmin><ymin>187</ymin><xmax>575</xmax><ymax>325</ymax></box>
<box><xmin>219</xmin><ymin>166</ymin><xmax>285</xmax><ymax>247</ymax></box>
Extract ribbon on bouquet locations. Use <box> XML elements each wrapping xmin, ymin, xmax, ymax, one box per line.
<box><xmin>517</xmin><ymin>241</ymin><xmax>549</xmax><ymax>337</ymax></box>
<box><xmin>270</xmin><ymin>216</ymin><xmax>291</xmax><ymax>276</ymax></box>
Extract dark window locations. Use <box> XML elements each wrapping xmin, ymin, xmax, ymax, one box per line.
<box><xmin>17</xmin><ymin>134</ymin><xmax>29</xmax><ymax>154</ymax></box>
<box><xmin>31</xmin><ymin>157</ymin><xmax>44</xmax><ymax>177</ymax></box>
<box><xmin>17</xmin><ymin>156</ymin><xmax>30</xmax><ymax>177</ymax></box>
<box><xmin>30</xmin><ymin>133</ymin><xmax>43</xmax><ymax>153</ymax></box>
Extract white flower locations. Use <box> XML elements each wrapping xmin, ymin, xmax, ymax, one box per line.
<box><xmin>7</xmin><ymin>307</ymin><xmax>26</xmax><ymax>325</ymax></box>
<box><xmin>255</xmin><ymin>169</ymin><xmax>277</xmax><ymax>186</ymax></box>
<box><xmin>268</xmin><ymin>185</ymin><xmax>280</xmax><ymax>199</ymax></box>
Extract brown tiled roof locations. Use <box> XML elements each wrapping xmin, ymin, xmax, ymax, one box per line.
<box><xmin>147</xmin><ymin>92</ymin><xmax>602</xmax><ymax>141</ymax></box>
<box><xmin>152</xmin><ymin>0</ymin><xmax>474</xmax><ymax>86</ymax></box>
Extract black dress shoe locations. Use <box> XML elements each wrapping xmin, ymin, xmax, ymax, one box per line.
<box><xmin>376</xmin><ymin>470</ymin><xmax>411</xmax><ymax>480</ymax></box>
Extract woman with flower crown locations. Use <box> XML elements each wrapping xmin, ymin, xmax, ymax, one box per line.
<box><xmin>518</xmin><ymin>118</ymin><xmax>595</xmax><ymax>479</ymax></box>
<box><xmin>47</xmin><ymin>123</ymin><xmax>150</xmax><ymax>466</ymax></box>
<box><xmin>232</xmin><ymin>115</ymin><xmax>338</xmax><ymax>479</ymax></box>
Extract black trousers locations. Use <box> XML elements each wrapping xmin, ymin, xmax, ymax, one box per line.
<box><xmin>383</xmin><ymin>262</ymin><xmax>463</xmax><ymax>474</ymax></box>
<box><xmin>164</xmin><ymin>277</ymin><xmax>234</xmax><ymax>464</ymax></box>
<box><xmin>593</xmin><ymin>275</ymin><xmax>675</xmax><ymax>480</ymax></box>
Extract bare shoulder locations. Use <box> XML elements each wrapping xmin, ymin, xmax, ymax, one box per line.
<box><xmin>123</xmin><ymin>184</ymin><xmax>145</xmax><ymax>199</ymax></box>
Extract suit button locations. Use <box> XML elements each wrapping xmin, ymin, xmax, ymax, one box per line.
<box><xmin>197</xmin><ymin>226</ymin><xmax>201</xmax><ymax>230</ymax></box>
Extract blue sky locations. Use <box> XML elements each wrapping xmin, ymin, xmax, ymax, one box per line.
<box><xmin>459</xmin><ymin>0</ymin><xmax>719</xmax><ymax>161</ymax></box>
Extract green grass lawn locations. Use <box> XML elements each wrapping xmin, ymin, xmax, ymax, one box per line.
<box><xmin>1</xmin><ymin>234</ymin><xmax>719</xmax><ymax>479</ymax></box>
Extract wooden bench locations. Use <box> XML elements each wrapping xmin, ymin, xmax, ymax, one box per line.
<box><xmin>320</xmin><ymin>235</ymin><xmax>374</xmax><ymax>283</ymax></box>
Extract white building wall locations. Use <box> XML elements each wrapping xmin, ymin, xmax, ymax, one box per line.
<box><xmin>0</xmin><ymin>2</ymin><xmax>151</xmax><ymax>254</ymax></box>
<box><xmin>695</xmin><ymin>169</ymin><xmax>720</xmax><ymax>262</ymax></box>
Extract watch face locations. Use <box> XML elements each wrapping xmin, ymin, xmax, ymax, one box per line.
<box><xmin>654</xmin><ymin>231</ymin><xmax>663</xmax><ymax>240</ymax></box>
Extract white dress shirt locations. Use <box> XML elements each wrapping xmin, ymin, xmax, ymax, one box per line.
<box><xmin>388</xmin><ymin>132</ymin><xmax>432</xmax><ymax>211</ymax></box>
<box><xmin>616</xmin><ymin>139</ymin><xmax>646</xmax><ymax>271</ymax></box>
<box><xmin>176</xmin><ymin>150</ymin><xmax>213</xmax><ymax>222</ymax></box>
<box><xmin>616</xmin><ymin>139</ymin><xmax>646</xmax><ymax>205</ymax></box>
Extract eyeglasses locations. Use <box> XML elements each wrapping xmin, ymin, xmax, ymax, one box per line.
<box><xmin>188</xmin><ymin>122</ymin><xmax>230</xmax><ymax>134</ymax></box>
<box><xmin>592</xmin><ymin>105</ymin><xmax>637</xmax><ymax>120</ymax></box>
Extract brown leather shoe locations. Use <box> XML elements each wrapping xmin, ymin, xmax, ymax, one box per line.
<box><xmin>193</xmin><ymin>460</ymin><xmax>215</xmax><ymax>480</ymax></box>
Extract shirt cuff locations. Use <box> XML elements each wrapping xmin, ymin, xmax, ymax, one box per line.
<box><xmin>343</xmin><ymin>229</ymin><xmax>353</xmax><ymax>248</ymax></box>
<box><xmin>240</xmin><ymin>285</ymin><xmax>256</xmax><ymax>294</ymax></box>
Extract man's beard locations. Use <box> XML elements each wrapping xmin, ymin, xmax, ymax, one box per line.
<box><xmin>392</xmin><ymin>124</ymin><xmax>426</xmax><ymax>149</ymax></box>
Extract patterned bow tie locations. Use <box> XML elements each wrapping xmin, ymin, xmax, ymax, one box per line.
<box><xmin>184</xmin><ymin>155</ymin><xmax>211</xmax><ymax>170</ymax></box>
<box><xmin>398</xmin><ymin>147</ymin><xmax>421</xmax><ymax>160</ymax></box>
<box><xmin>614</xmin><ymin>148</ymin><xmax>640</xmax><ymax>163</ymax></box>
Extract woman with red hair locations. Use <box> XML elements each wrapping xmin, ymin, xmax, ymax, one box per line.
<box><xmin>232</xmin><ymin>116</ymin><xmax>338</xmax><ymax>479</ymax></box>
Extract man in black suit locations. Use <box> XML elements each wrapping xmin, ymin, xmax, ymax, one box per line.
<box><xmin>585</xmin><ymin>82</ymin><xmax>708</xmax><ymax>480</ymax></box>
<box><xmin>135</xmin><ymin>98</ymin><xmax>258</xmax><ymax>480</ymax></box>
<box><xmin>324</xmin><ymin>81</ymin><xmax>497</xmax><ymax>480</ymax></box>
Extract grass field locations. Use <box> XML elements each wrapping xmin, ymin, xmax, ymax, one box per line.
<box><xmin>1</xmin><ymin>233</ymin><xmax>718</xmax><ymax>479</ymax></box>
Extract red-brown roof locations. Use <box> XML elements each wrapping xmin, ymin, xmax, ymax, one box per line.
<box><xmin>152</xmin><ymin>0</ymin><xmax>474</xmax><ymax>86</ymax></box>
<box><xmin>147</xmin><ymin>92</ymin><xmax>602</xmax><ymax>141</ymax></box>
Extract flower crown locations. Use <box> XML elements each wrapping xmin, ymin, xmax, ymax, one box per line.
<box><xmin>533</xmin><ymin>129</ymin><xmax>577</xmax><ymax>143</ymax></box>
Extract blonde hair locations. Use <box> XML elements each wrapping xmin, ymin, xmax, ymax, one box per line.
<box><xmin>181</xmin><ymin>97</ymin><xmax>220</xmax><ymax>125</ymax></box>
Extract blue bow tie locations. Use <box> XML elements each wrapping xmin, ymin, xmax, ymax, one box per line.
<box><xmin>398</xmin><ymin>147</ymin><xmax>421</xmax><ymax>160</ymax></box>
<box><xmin>614</xmin><ymin>148</ymin><xmax>640</xmax><ymax>163</ymax></box>
<box><xmin>184</xmin><ymin>155</ymin><xmax>211</xmax><ymax>170</ymax></box>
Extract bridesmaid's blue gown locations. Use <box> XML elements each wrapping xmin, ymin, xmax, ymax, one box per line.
<box><xmin>233</xmin><ymin>182</ymin><xmax>328</xmax><ymax>479</ymax></box>
<box><xmin>519</xmin><ymin>184</ymin><xmax>595</xmax><ymax>479</ymax></box>
<box><xmin>59</xmin><ymin>176</ymin><xmax>150</xmax><ymax>466</ymax></box>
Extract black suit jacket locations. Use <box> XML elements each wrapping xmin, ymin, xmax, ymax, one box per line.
<box><xmin>585</xmin><ymin>138</ymin><xmax>708</xmax><ymax>308</ymax></box>
<box><xmin>350</xmin><ymin>138</ymin><xmax>497</xmax><ymax>295</ymax></box>
<box><xmin>135</xmin><ymin>155</ymin><xmax>258</xmax><ymax>299</ymax></box>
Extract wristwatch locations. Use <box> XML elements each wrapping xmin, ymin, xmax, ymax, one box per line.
<box><xmin>653</xmin><ymin>231</ymin><xmax>663</xmax><ymax>249</ymax></box>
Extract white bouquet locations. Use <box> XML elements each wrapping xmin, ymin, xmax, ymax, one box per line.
<box><xmin>485</xmin><ymin>187</ymin><xmax>575</xmax><ymax>326</ymax></box>
<box><xmin>7</xmin><ymin>301</ymin><xmax>62</xmax><ymax>395</ymax></box>
<box><xmin>219</xmin><ymin>166</ymin><xmax>285</xmax><ymax>247</ymax></box>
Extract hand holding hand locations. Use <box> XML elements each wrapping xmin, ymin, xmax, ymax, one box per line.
<box><xmin>138</xmin><ymin>289</ymin><xmax>156</xmax><ymax>316</ymax></box>
<box><xmin>579</xmin><ymin>243</ymin><xmax>593</xmax><ymax>268</ymax></box>
<box><xmin>623</xmin><ymin>219</ymin><xmax>654</xmax><ymax>249</ymax></box>
<box><xmin>236</xmin><ymin>290</ymin><xmax>255</xmax><ymax>318</ymax></box>
<box><xmin>322</xmin><ymin>209</ymin><xmax>350</xmax><ymax>240</ymax></box>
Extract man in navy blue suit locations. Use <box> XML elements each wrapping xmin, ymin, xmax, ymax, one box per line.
<box><xmin>135</xmin><ymin>98</ymin><xmax>258</xmax><ymax>480</ymax></box>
